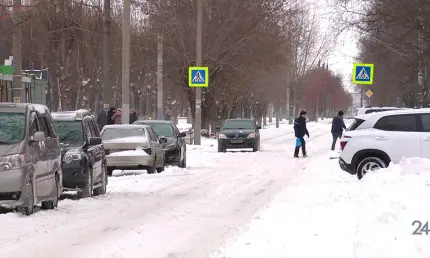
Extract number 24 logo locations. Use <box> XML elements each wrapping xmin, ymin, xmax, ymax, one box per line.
<box><xmin>412</xmin><ymin>220</ymin><xmax>429</xmax><ymax>235</ymax></box>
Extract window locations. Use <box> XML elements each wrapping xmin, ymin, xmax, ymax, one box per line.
<box><xmin>84</xmin><ymin>121</ymin><xmax>92</xmax><ymax>140</ymax></box>
<box><xmin>90</xmin><ymin>119</ymin><xmax>100</xmax><ymax>137</ymax></box>
<box><xmin>374</xmin><ymin>114</ymin><xmax>417</xmax><ymax>131</ymax></box>
<box><xmin>222</xmin><ymin>120</ymin><xmax>255</xmax><ymax>130</ymax></box>
<box><xmin>30</xmin><ymin>118</ymin><xmax>38</xmax><ymax>136</ymax></box>
<box><xmin>45</xmin><ymin>114</ymin><xmax>57</xmax><ymax>138</ymax></box>
<box><xmin>87</xmin><ymin>120</ymin><xmax>97</xmax><ymax>137</ymax></box>
<box><xmin>101</xmin><ymin>127</ymin><xmax>146</xmax><ymax>141</ymax></box>
<box><xmin>420</xmin><ymin>114</ymin><xmax>430</xmax><ymax>132</ymax></box>
<box><xmin>142</xmin><ymin>122</ymin><xmax>174</xmax><ymax>137</ymax></box>
<box><xmin>37</xmin><ymin>116</ymin><xmax>50</xmax><ymax>137</ymax></box>
<box><xmin>148</xmin><ymin>128</ymin><xmax>158</xmax><ymax>142</ymax></box>
<box><xmin>54</xmin><ymin>121</ymin><xmax>84</xmax><ymax>146</ymax></box>
<box><xmin>0</xmin><ymin>112</ymin><xmax>26</xmax><ymax>144</ymax></box>
<box><xmin>347</xmin><ymin>118</ymin><xmax>365</xmax><ymax>131</ymax></box>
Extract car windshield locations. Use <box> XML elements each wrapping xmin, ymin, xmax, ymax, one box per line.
<box><xmin>0</xmin><ymin>112</ymin><xmax>25</xmax><ymax>144</ymax></box>
<box><xmin>101</xmin><ymin>127</ymin><xmax>146</xmax><ymax>141</ymax></box>
<box><xmin>222</xmin><ymin>120</ymin><xmax>254</xmax><ymax>130</ymax></box>
<box><xmin>54</xmin><ymin>121</ymin><xmax>84</xmax><ymax>146</ymax></box>
<box><xmin>142</xmin><ymin>122</ymin><xmax>174</xmax><ymax>137</ymax></box>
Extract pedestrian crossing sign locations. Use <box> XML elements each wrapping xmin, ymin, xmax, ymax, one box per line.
<box><xmin>352</xmin><ymin>63</ymin><xmax>374</xmax><ymax>85</ymax></box>
<box><xmin>188</xmin><ymin>66</ymin><xmax>209</xmax><ymax>87</ymax></box>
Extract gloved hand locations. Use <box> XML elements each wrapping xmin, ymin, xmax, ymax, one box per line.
<box><xmin>306</xmin><ymin>133</ymin><xmax>309</xmax><ymax>138</ymax></box>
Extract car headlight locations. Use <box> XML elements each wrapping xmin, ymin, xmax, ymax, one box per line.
<box><xmin>0</xmin><ymin>154</ymin><xmax>26</xmax><ymax>171</ymax></box>
<box><xmin>247</xmin><ymin>133</ymin><xmax>256</xmax><ymax>138</ymax></box>
<box><xmin>64</xmin><ymin>151</ymin><xmax>82</xmax><ymax>164</ymax></box>
<box><xmin>218</xmin><ymin>133</ymin><xmax>227</xmax><ymax>139</ymax></box>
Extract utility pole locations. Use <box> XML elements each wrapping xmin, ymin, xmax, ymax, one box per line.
<box><xmin>156</xmin><ymin>31</ymin><xmax>163</xmax><ymax>119</ymax></box>
<box><xmin>102</xmin><ymin>0</ymin><xmax>112</xmax><ymax>109</ymax></box>
<box><xmin>121</xmin><ymin>0</ymin><xmax>130</xmax><ymax>124</ymax></box>
<box><xmin>194</xmin><ymin>0</ymin><xmax>203</xmax><ymax>145</ymax></box>
<box><xmin>11</xmin><ymin>0</ymin><xmax>23</xmax><ymax>103</ymax></box>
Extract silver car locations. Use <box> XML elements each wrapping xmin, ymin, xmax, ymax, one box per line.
<box><xmin>101</xmin><ymin>124</ymin><xmax>165</xmax><ymax>175</ymax></box>
<box><xmin>0</xmin><ymin>103</ymin><xmax>62</xmax><ymax>216</ymax></box>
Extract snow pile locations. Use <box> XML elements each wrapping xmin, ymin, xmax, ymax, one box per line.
<box><xmin>214</xmin><ymin>157</ymin><xmax>430</xmax><ymax>258</ymax></box>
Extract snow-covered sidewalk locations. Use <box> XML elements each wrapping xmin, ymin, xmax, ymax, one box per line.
<box><xmin>213</xmin><ymin>154</ymin><xmax>430</xmax><ymax>258</ymax></box>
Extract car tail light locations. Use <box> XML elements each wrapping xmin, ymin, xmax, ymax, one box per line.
<box><xmin>340</xmin><ymin>141</ymin><xmax>347</xmax><ymax>150</ymax></box>
<box><xmin>340</xmin><ymin>136</ymin><xmax>351</xmax><ymax>151</ymax></box>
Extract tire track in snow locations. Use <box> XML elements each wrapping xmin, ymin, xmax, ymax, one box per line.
<box><xmin>0</xmin><ymin>124</ymin><xmax>332</xmax><ymax>258</ymax></box>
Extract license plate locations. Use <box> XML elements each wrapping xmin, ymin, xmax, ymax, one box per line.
<box><xmin>230</xmin><ymin>139</ymin><xmax>243</xmax><ymax>143</ymax></box>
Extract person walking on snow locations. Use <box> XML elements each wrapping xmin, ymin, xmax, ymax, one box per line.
<box><xmin>294</xmin><ymin>110</ymin><xmax>309</xmax><ymax>158</ymax></box>
<box><xmin>112</xmin><ymin>108</ymin><xmax>122</xmax><ymax>124</ymax></box>
<box><xmin>331</xmin><ymin>110</ymin><xmax>347</xmax><ymax>151</ymax></box>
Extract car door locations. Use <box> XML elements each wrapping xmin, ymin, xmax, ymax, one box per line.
<box><xmin>36</xmin><ymin>113</ymin><xmax>52</xmax><ymax>198</ymax></box>
<box><xmin>28</xmin><ymin>112</ymin><xmax>46</xmax><ymax>200</ymax></box>
<box><xmin>172</xmin><ymin>122</ymin><xmax>185</xmax><ymax>159</ymax></box>
<box><xmin>418</xmin><ymin>113</ymin><xmax>430</xmax><ymax>159</ymax></box>
<box><xmin>88</xmin><ymin>118</ymin><xmax>103</xmax><ymax>181</ymax></box>
<box><xmin>83</xmin><ymin>118</ymin><xmax>98</xmax><ymax>181</ymax></box>
<box><xmin>372</xmin><ymin>114</ymin><xmax>421</xmax><ymax>162</ymax></box>
<box><xmin>148</xmin><ymin>128</ymin><xmax>163</xmax><ymax>167</ymax></box>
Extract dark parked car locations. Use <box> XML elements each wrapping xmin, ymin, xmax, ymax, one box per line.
<box><xmin>0</xmin><ymin>103</ymin><xmax>62</xmax><ymax>216</ymax></box>
<box><xmin>217</xmin><ymin>118</ymin><xmax>261</xmax><ymax>152</ymax></box>
<box><xmin>133</xmin><ymin>120</ymin><xmax>187</xmax><ymax>168</ymax></box>
<box><xmin>52</xmin><ymin>109</ymin><xmax>107</xmax><ymax>198</ymax></box>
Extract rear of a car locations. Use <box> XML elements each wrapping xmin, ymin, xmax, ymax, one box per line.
<box><xmin>101</xmin><ymin>126</ymin><xmax>154</xmax><ymax>170</ymax></box>
<box><xmin>338</xmin><ymin>115</ymin><xmax>377</xmax><ymax>174</ymax></box>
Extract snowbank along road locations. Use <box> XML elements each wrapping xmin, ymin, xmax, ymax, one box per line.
<box><xmin>0</xmin><ymin>122</ymin><xmax>335</xmax><ymax>258</ymax></box>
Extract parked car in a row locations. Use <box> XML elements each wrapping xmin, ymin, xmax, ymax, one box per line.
<box><xmin>0</xmin><ymin>103</ymin><xmax>189</xmax><ymax>216</ymax></box>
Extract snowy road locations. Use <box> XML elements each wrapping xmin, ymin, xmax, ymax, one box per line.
<box><xmin>0</xmin><ymin>122</ymin><xmax>334</xmax><ymax>258</ymax></box>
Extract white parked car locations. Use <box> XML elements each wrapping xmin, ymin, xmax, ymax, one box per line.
<box><xmin>339</xmin><ymin>109</ymin><xmax>430</xmax><ymax>179</ymax></box>
<box><xmin>100</xmin><ymin>125</ymin><xmax>166</xmax><ymax>175</ymax></box>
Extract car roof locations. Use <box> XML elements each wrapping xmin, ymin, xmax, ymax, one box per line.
<box><xmin>51</xmin><ymin>109</ymin><xmax>91</xmax><ymax>121</ymax></box>
<box><xmin>103</xmin><ymin>124</ymin><xmax>150</xmax><ymax>129</ymax></box>
<box><xmin>134</xmin><ymin>120</ymin><xmax>171</xmax><ymax>124</ymax></box>
<box><xmin>224</xmin><ymin>118</ymin><xmax>253</xmax><ymax>121</ymax></box>
<box><xmin>356</xmin><ymin>108</ymin><xmax>430</xmax><ymax>120</ymax></box>
<box><xmin>0</xmin><ymin>102</ymin><xmax>48</xmax><ymax>113</ymax></box>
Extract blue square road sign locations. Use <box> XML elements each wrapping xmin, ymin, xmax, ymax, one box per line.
<box><xmin>188</xmin><ymin>67</ymin><xmax>209</xmax><ymax>87</ymax></box>
<box><xmin>352</xmin><ymin>63</ymin><xmax>374</xmax><ymax>85</ymax></box>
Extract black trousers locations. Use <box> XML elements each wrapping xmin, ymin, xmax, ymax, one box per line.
<box><xmin>294</xmin><ymin>137</ymin><xmax>306</xmax><ymax>156</ymax></box>
<box><xmin>331</xmin><ymin>133</ymin><xmax>341</xmax><ymax>150</ymax></box>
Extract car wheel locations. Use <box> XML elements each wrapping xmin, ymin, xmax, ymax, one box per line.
<box><xmin>218</xmin><ymin>146</ymin><xmax>225</xmax><ymax>152</ymax></box>
<box><xmin>94</xmin><ymin>164</ymin><xmax>107</xmax><ymax>196</ymax></box>
<box><xmin>356</xmin><ymin>157</ymin><xmax>387</xmax><ymax>180</ymax></box>
<box><xmin>107</xmin><ymin>167</ymin><xmax>114</xmax><ymax>177</ymax></box>
<box><xmin>78</xmin><ymin>168</ymin><xmax>93</xmax><ymax>198</ymax></box>
<box><xmin>18</xmin><ymin>180</ymin><xmax>35</xmax><ymax>216</ymax></box>
<box><xmin>41</xmin><ymin>174</ymin><xmax>59</xmax><ymax>210</ymax></box>
<box><xmin>179</xmin><ymin>149</ymin><xmax>187</xmax><ymax>168</ymax></box>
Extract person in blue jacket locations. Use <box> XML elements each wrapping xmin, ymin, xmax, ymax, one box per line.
<box><xmin>331</xmin><ymin>110</ymin><xmax>347</xmax><ymax>151</ymax></box>
<box><xmin>294</xmin><ymin>110</ymin><xmax>309</xmax><ymax>158</ymax></box>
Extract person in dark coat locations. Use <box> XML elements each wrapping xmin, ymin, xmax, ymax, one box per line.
<box><xmin>331</xmin><ymin>110</ymin><xmax>347</xmax><ymax>151</ymax></box>
<box><xmin>107</xmin><ymin>107</ymin><xmax>115</xmax><ymax>125</ymax></box>
<box><xmin>294</xmin><ymin>110</ymin><xmax>309</xmax><ymax>158</ymax></box>
<box><xmin>97</xmin><ymin>107</ymin><xmax>108</xmax><ymax>131</ymax></box>
<box><xmin>129</xmin><ymin>108</ymin><xmax>137</xmax><ymax>124</ymax></box>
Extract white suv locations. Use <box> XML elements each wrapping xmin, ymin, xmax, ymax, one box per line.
<box><xmin>339</xmin><ymin>109</ymin><xmax>430</xmax><ymax>179</ymax></box>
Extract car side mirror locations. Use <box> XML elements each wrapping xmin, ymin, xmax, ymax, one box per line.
<box><xmin>32</xmin><ymin>131</ymin><xmax>45</xmax><ymax>142</ymax></box>
<box><xmin>89</xmin><ymin>137</ymin><xmax>102</xmax><ymax>145</ymax></box>
<box><xmin>159</xmin><ymin>137</ymin><xmax>168</xmax><ymax>143</ymax></box>
<box><xmin>178</xmin><ymin>132</ymin><xmax>186</xmax><ymax>138</ymax></box>
<box><xmin>256</xmin><ymin>125</ymin><xmax>262</xmax><ymax>130</ymax></box>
